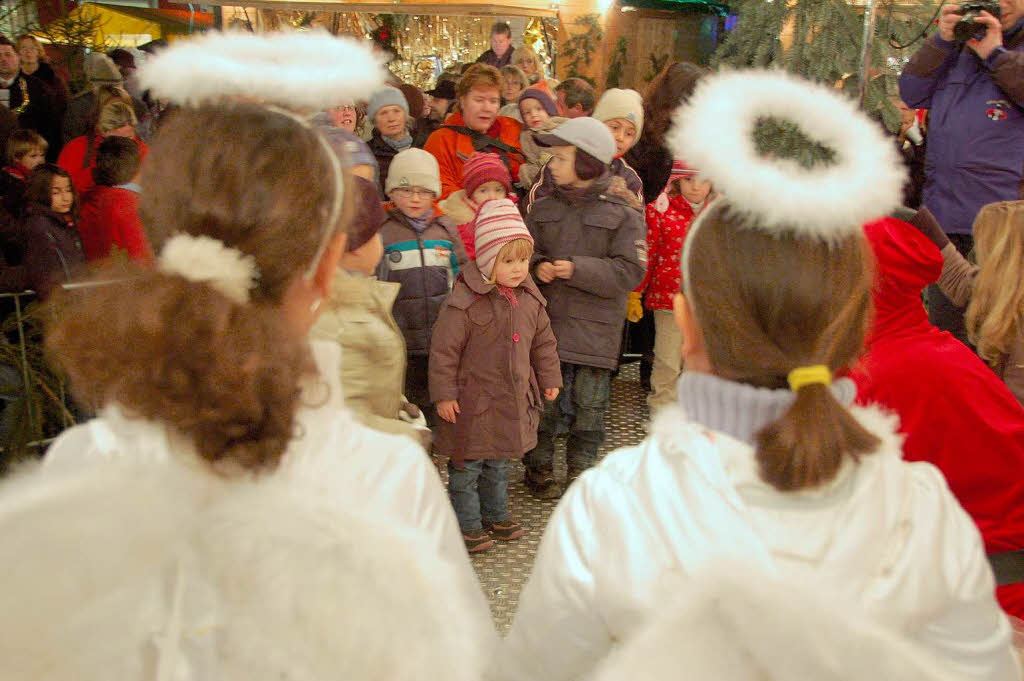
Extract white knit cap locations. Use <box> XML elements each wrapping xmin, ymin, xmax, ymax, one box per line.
<box><xmin>592</xmin><ymin>88</ymin><xmax>644</xmax><ymax>139</ymax></box>
<box><xmin>367</xmin><ymin>86</ymin><xmax>409</xmax><ymax>122</ymax></box>
<box><xmin>473</xmin><ymin>198</ymin><xmax>533</xmax><ymax>279</ymax></box>
<box><xmin>385</xmin><ymin>148</ymin><xmax>441</xmax><ymax>197</ymax></box>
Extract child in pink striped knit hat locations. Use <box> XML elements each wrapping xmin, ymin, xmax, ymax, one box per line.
<box><xmin>429</xmin><ymin>197</ymin><xmax>562</xmax><ymax>553</ymax></box>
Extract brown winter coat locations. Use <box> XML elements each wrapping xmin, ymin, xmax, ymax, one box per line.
<box><xmin>429</xmin><ymin>260</ymin><xmax>561</xmax><ymax>464</ymax></box>
<box><xmin>526</xmin><ymin>173</ymin><xmax>647</xmax><ymax>370</ymax></box>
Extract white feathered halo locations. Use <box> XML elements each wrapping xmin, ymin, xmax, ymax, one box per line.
<box><xmin>667</xmin><ymin>69</ymin><xmax>906</xmax><ymax>240</ymax></box>
<box><xmin>137</xmin><ymin>30</ymin><xmax>388</xmax><ymax>109</ymax></box>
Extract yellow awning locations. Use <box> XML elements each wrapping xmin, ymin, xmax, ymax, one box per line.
<box><xmin>207</xmin><ymin>0</ymin><xmax>558</xmax><ymax>17</ymax></box>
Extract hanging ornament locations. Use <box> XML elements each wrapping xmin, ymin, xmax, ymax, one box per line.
<box><xmin>524</xmin><ymin>17</ymin><xmax>552</xmax><ymax>78</ymax></box>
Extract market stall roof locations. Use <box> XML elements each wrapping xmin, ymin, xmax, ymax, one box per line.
<box><xmin>97</xmin><ymin>4</ymin><xmax>215</xmax><ymax>31</ymax></box>
<box><xmin>202</xmin><ymin>0</ymin><xmax>557</xmax><ymax>17</ymax></box>
<box><xmin>43</xmin><ymin>2</ymin><xmax>212</xmax><ymax>46</ymax></box>
<box><xmin>620</xmin><ymin>0</ymin><xmax>729</xmax><ymax>15</ymax></box>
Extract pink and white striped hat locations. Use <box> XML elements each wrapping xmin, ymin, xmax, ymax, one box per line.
<box><xmin>472</xmin><ymin>198</ymin><xmax>534</xmax><ymax>279</ymax></box>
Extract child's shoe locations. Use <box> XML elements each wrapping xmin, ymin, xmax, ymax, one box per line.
<box><xmin>524</xmin><ymin>469</ymin><xmax>562</xmax><ymax>499</ymax></box>
<box><xmin>486</xmin><ymin>520</ymin><xmax>525</xmax><ymax>541</ymax></box>
<box><xmin>463</xmin><ymin>530</ymin><xmax>496</xmax><ymax>553</ymax></box>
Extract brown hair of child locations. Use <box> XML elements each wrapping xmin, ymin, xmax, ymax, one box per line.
<box><xmin>46</xmin><ymin>103</ymin><xmax>354</xmax><ymax>473</ymax></box>
<box><xmin>25</xmin><ymin>163</ymin><xmax>78</xmax><ymax>221</ymax></box>
<box><xmin>6</xmin><ymin>128</ymin><xmax>46</xmax><ymax>166</ymax></box>
<box><xmin>683</xmin><ymin>201</ymin><xmax>880</xmax><ymax>491</ymax></box>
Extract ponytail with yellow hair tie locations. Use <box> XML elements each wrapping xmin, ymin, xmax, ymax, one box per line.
<box><xmin>787</xmin><ymin>365</ymin><xmax>831</xmax><ymax>392</ymax></box>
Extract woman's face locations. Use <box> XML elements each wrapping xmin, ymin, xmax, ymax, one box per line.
<box><xmin>328</xmin><ymin>104</ymin><xmax>358</xmax><ymax>132</ymax></box>
<box><xmin>17</xmin><ymin>39</ymin><xmax>38</xmax><ymax>72</ymax></box>
<box><xmin>516</xmin><ymin>57</ymin><xmax>537</xmax><ymax>78</ymax></box>
<box><xmin>503</xmin><ymin>76</ymin><xmax>523</xmax><ymax>102</ymax></box>
<box><xmin>460</xmin><ymin>86</ymin><xmax>501</xmax><ymax>133</ymax></box>
<box><xmin>374</xmin><ymin>105</ymin><xmax>407</xmax><ymax>140</ymax></box>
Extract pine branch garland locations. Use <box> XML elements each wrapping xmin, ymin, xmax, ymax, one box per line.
<box><xmin>713</xmin><ymin>0</ymin><xmax>938</xmax><ymax>163</ymax></box>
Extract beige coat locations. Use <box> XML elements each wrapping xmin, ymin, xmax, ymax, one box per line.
<box><xmin>937</xmin><ymin>244</ymin><xmax>1024</xmax><ymax>406</ymax></box>
<box><xmin>518</xmin><ymin>116</ymin><xmax>568</xmax><ymax>188</ymax></box>
<box><xmin>312</xmin><ymin>268</ymin><xmax>421</xmax><ymax>443</ymax></box>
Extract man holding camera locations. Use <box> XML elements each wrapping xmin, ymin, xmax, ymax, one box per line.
<box><xmin>900</xmin><ymin>0</ymin><xmax>1023</xmax><ymax>339</ymax></box>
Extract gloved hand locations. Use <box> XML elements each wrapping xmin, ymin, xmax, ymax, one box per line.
<box><xmin>907</xmin><ymin>207</ymin><xmax>951</xmax><ymax>250</ymax></box>
<box><xmin>398</xmin><ymin>402</ymin><xmax>431</xmax><ymax>449</ymax></box>
<box><xmin>627</xmin><ymin>291</ymin><xmax>644</xmax><ymax>323</ymax></box>
<box><xmin>399</xmin><ymin>401</ymin><xmax>428</xmax><ymax>430</ymax></box>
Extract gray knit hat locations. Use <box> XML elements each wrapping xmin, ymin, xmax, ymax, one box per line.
<box><xmin>535</xmin><ymin>117</ymin><xmax>616</xmax><ymax>165</ymax></box>
<box><xmin>85</xmin><ymin>52</ymin><xmax>123</xmax><ymax>86</ymax></box>
<box><xmin>367</xmin><ymin>86</ymin><xmax>409</xmax><ymax>122</ymax></box>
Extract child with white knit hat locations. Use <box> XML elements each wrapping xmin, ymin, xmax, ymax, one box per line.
<box><xmin>380</xmin><ymin>147</ymin><xmax>467</xmax><ymax>428</ymax></box>
<box><xmin>592</xmin><ymin>88</ymin><xmax>644</xmax><ymax>160</ymax></box>
<box><xmin>429</xmin><ymin>197</ymin><xmax>562</xmax><ymax>553</ymax></box>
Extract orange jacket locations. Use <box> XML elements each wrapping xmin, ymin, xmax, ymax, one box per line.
<box><xmin>423</xmin><ymin>112</ymin><xmax>522</xmax><ymax>199</ymax></box>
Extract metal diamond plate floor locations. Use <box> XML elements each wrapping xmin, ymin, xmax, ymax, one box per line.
<box><xmin>464</xmin><ymin>363</ymin><xmax>650</xmax><ymax>633</ymax></box>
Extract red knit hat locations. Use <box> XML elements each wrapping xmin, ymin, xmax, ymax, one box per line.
<box><xmin>473</xmin><ymin>198</ymin><xmax>533</xmax><ymax>279</ymax></box>
<box><xmin>670</xmin><ymin>159</ymin><xmax>698</xmax><ymax>179</ymax></box>
<box><xmin>462</xmin><ymin>152</ymin><xmax>512</xmax><ymax>198</ymax></box>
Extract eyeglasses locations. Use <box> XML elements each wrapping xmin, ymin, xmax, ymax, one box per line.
<box><xmin>392</xmin><ymin>187</ymin><xmax>435</xmax><ymax>199</ymax></box>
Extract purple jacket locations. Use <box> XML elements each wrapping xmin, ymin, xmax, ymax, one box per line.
<box><xmin>899</xmin><ymin>19</ymin><xmax>1024</xmax><ymax>234</ymax></box>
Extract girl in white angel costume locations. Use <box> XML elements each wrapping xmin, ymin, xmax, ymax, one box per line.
<box><xmin>0</xmin><ymin>32</ymin><xmax>493</xmax><ymax>680</ymax></box>
<box><xmin>496</xmin><ymin>71</ymin><xmax>1021</xmax><ymax>681</ymax></box>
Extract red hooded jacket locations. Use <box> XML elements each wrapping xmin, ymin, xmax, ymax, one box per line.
<box><xmin>854</xmin><ymin>217</ymin><xmax>1024</xmax><ymax>617</ymax></box>
<box><xmin>78</xmin><ymin>186</ymin><xmax>151</xmax><ymax>263</ymax></box>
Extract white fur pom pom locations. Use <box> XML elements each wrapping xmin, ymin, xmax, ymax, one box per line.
<box><xmin>137</xmin><ymin>31</ymin><xmax>388</xmax><ymax>109</ymax></box>
<box><xmin>666</xmin><ymin>69</ymin><xmax>906</xmax><ymax>240</ymax></box>
<box><xmin>158</xmin><ymin>234</ymin><xmax>259</xmax><ymax>305</ymax></box>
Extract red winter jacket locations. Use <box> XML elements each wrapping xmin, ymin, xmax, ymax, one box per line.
<box><xmin>78</xmin><ymin>186</ymin><xmax>152</xmax><ymax>262</ymax></box>
<box><xmin>57</xmin><ymin>134</ymin><xmax>149</xmax><ymax>195</ymax></box>
<box><xmin>853</xmin><ymin>217</ymin><xmax>1024</xmax><ymax>617</ymax></box>
<box><xmin>638</xmin><ymin>192</ymin><xmax>697</xmax><ymax>310</ymax></box>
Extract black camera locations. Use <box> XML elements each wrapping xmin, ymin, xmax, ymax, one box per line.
<box><xmin>954</xmin><ymin>0</ymin><xmax>1001</xmax><ymax>42</ymax></box>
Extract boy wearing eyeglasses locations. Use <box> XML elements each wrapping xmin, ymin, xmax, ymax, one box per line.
<box><xmin>382</xmin><ymin>148</ymin><xmax>468</xmax><ymax>428</ymax></box>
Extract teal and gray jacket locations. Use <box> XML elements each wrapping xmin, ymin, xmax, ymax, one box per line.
<box><xmin>379</xmin><ymin>208</ymin><xmax>467</xmax><ymax>356</ymax></box>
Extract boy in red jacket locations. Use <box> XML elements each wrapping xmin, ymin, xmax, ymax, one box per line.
<box><xmin>78</xmin><ymin>136</ymin><xmax>152</xmax><ymax>262</ymax></box>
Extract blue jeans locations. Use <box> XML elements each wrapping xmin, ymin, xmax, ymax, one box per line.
<box><xmin>447</xmin><ymin>459</ymin><xmax>510</xmax><ymax>532</ymax></box>
<box><xmin>525</xmin><ymin>363</ymin><xmax>611</xmax><ymax>474</ymax></box>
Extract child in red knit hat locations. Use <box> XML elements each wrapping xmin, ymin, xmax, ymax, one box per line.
<box><xmin>631</xmin><ymin>159</ymin><xmax>713</xmax><ymax>409</ymax></box>
<box><xmin>430</xmin><ymin>197</ymin><xmax>562</xmax><ymax>552</ymax></box>
<box><xmin>438</xmin><ymin>151</ymin><xmax>513</xmax><ymax>258</ymax></box>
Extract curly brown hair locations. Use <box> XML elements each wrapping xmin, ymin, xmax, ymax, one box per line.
<box><xmin>46</xmin><ymin>103</ymin><xmax>349</xmax><ymax>472</ymax></box>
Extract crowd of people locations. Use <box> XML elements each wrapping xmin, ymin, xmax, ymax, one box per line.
<box><xmin>0</xmin><ymin>4</ymin><xmax>1021</xmax><ymax>678</ymax></box>
<box><xmin>0</xmin><ymin>38</ymin><xmax>154</xmax><ymax>297</ymax></box>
